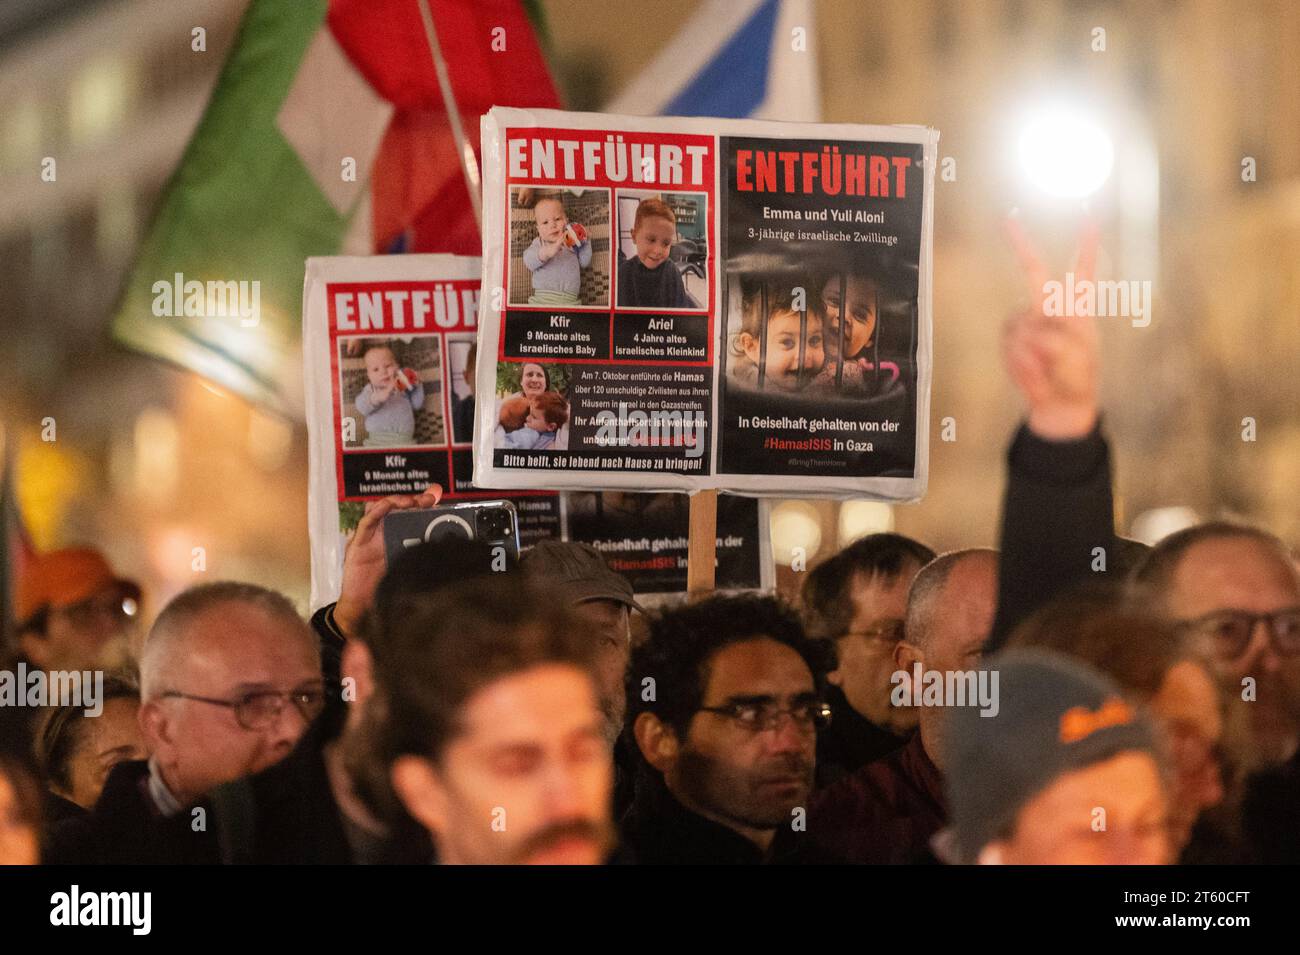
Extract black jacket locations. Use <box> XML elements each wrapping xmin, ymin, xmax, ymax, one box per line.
<box><xmin>208</xmin><ymin>716</ymin><xmax>432</xmax><ymax>865</ymax></box>
<box><xmin>45</xmin><ymin>759</ymin><xmax>219</xmax><ymax>864</ymax></box>
<box><xmin>815</xmin><ymin>683</ymin><xmax>909</xmax><ymax>788</ymax></box>
<box><xmin>43</xmin><ymin>791</ymin><xmax>87</xmax><ymax>826</ymax></box>
<box><xmin>621</xmin><ymin>772</ymin><xmax>842</xmax><ymax>864</ymax></box>
<box><xmin>986</xmin><ymin>421</ymin><xmax>1116</xmax><ymax>652</ymax></box>
<box><xmin>1239</xmin><ymin>752</ymin><xmax>1300</xmax><ymax>864</ymax></box>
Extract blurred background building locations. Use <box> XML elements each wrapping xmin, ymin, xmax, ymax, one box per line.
<box><xmin>1</xmin><ymin>0</ymin><xmax>1296</xmax><ymax>613</ymax></box>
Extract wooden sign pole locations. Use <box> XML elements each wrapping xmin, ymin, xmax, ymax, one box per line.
<box><xmin>686</xmin><ymin>489</ymin><xmax>718</xmax><ymax>598</ymax></box>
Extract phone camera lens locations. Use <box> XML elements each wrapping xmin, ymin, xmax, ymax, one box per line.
<box><xmin>476</xmin><ymin>507</ymin><xmax>512</xmax><ymax>540</ymax></box>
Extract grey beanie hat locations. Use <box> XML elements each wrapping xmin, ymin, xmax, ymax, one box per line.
<box><xmin>944</xmin><ymin>649</ymin><xmax>1160</xmax><ymax>863</ymax></box>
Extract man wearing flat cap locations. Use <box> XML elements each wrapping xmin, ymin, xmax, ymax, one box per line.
<box><xmin>520</xmin><ymin>540</ymin><xmax>643</xmax><ymax>748</ymax></box>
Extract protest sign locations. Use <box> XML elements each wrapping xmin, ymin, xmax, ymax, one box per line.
<box><xmin>562</xmin><ymin>492</ymin><xmax>770</xmax><ymax>600</ymax></box>
<box><xmin>475</xmin><ymin>107</ymin><xmax>937</xmax><ymax>501</ymax></box>
<box><xmin>303</xmin><ymin>254</ymin><xmax>558</xmax><ymax>609</ymax></box>
<box><xmin>303</xmin><ymin>254</ymin><xmax>769</xmax><ymax>608</ymax></box>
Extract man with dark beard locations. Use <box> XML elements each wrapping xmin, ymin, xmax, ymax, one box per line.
<box><xmin>622</xmin><ymin>594</ymin><xmax>837</xmax><ymax>863</ymax></box>
<box><xmin>1132</xmin><ymin>522</ymin><xmax>1300</xmax><ymax>862</ymax></box>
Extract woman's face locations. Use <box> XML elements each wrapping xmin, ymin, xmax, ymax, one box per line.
<box><xmin>520</xmin><ymin>364</ymin><xmax>548</xmax><ymax>397</ymax></box>
<box><xmin>821</xmin><ymin>275</ymin><xmax>878</xmax><ymax>359</ymax></box>
<box><xmin>62</xmin><ymin>698</ymin><xmax>147</xmax><ymax>810</ymax></box>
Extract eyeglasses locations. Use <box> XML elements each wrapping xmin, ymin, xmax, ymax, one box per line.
<box><xmin>161</xmin><ymin>685</ymin><xmax>327</xmax><ymax>730</ymax></box>
<box><xmin>697</xmin><ymin>699</ymin><xmax>832</xmax><ymax>733</ymax></box>
<box><xmin>1178</xmin><ymin>608</ymin><xmax>1300</xmax><ymax>660</ymax></box>
<box><xmin>842</xmin><ymin>619</ymin><xmax>905</xmax><ymax>643</ymax></box>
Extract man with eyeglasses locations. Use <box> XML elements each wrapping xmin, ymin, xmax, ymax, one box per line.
<box><xmin>801</xmin><ymin>533</ymin><xmax>935</xmax><ymax>786</ymax></box>
<box><xmin>1132</xmin><ymin>522</ymin><xmax>1300</xmax><ymax>863</ymax></box>
<box><xmin>810</xmin><ymin>548</ymin><xmax>998</xmax><ymax>864</ymax></box>
<box><xmin>207</xmin><ymin>535</ymin><xmax>509</xmax><ymax>865</ymax></box>
<box><xmin>622</xmin><ymin>593</ymin><xmax>839</xmax><ymax>864</ymax></box>
<box><xmin>46</xmin><ymin>582</ymin><xmax>322</xmax><ymax>864</ymax></box>
<box><xmin>1133</xmin><ymin>523</ymin><xmax>1300</xmax><ymax>770</ymax></box>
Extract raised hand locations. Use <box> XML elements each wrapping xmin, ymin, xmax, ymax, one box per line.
<box><xmin>1002</xmin><ymin>216</ymin><xmax>1101</xmax><ymax>440</ymax></box>
<box><xmin>333</xmin><ymin>483</ymin><xmax>443</xmax><ymax>639</ymax></box>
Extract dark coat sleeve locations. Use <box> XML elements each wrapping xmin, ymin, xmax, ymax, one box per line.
<box><xmin>986</xmin><ymin>420</ymin><xmax>1116</xmax><ymax>652</ymax></box>
<box><xmin>311</xmin><ymin>603</ymin><xmax>349</xmax><ymax>732</ymax></box>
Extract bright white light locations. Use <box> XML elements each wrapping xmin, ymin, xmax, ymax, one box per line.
<box><xmin>771</xmin><ymin>501</ymin><xmax>822</xmax><ymax>567</ymax></box>
<box><xmin>1018</xmin><ymin>108</ymin><xmax>1115</xmax><ymax>199</ymax></box>
<box><xmin>838</xmin><ymin>501</ymin><xmax>894</xmax><ymax>546</ymax></box>
<box><xmin>1130</xmin><ymin>507</ymin><xmax>1200</xmax><ymax>546</ymax></box>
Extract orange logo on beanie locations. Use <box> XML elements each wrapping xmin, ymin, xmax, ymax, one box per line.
<box><xmin>1059</xmin><ymin>697</ymin><xmax>1134</xmax><ymax>744</ymax></box>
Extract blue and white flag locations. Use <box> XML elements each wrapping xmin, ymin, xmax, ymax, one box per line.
<box><xmin>605</xmin><ymin>0</ymin><xmax>819</xmax><ymax>122</ymax></box>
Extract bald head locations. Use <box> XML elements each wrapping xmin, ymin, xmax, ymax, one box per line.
<box><xmin>905</xmin><ymin>549</ymin><xmax>999</xmax><ymax>657</ymax></box>
<box><xmin>138</xmin><ymin>582</ymin><xmax>322</xmax><ymax>804</ymax></box>
<box><xmin>1132</xmin><ymin>523</ymin><xmax>1299</xmax><ymax>620</ymax></box>
<box><xmin>140</xmin><ymin>582</ymin><xmax>317</xmax><ymax>700</ymax></box>
<box><xmin>896</xmin><ymin>549</ymin><xmax>998</xmax><ymax>771</ymax></box>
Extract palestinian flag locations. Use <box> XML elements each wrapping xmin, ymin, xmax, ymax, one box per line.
<box><xmin>111</xmin><ymin>0</ymin><xmax>559</xmax><ymax>417</ymax></box>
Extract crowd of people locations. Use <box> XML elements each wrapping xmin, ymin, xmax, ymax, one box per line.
<box><xmin>1</xmin><ymin>233</ymin><xmax>1297</xmax><ymax>866</ymax></box>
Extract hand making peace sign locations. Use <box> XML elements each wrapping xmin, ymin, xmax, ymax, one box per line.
<box><xmin>1002</xmin><ymin>215</ymin><xmax>1102</xmax><ymax>441</ymax></box>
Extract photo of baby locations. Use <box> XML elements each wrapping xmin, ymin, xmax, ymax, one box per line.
<box><xmin>616</xmin><ymin>191</ymin><xmax>707</xmax><ymax>310</ymax></box>
<box><xmin>498</xmin><ymin>392</ymin><xmax>569</xmax><ymax>450</ymax></box>
<box><xmin>814</xmin><ymin>271</ymin><xmax>901</xmax><ymax>394</ymax></box>
<box><xmin>492</xmin><ymin>360</ymin><xmax>572</xmax><ymax>452</ymax></box>
<box><xmin>723</xmin><ymin>270</ymin><xmax>904</xmax><ymax>398</ymax></box>
<box><xmin>339</xmin><ymin>336</ymin><xmax>444</xmax><ymax>449</ymax></box>
<box><xmin>508</xmin><ymin>187</ymin><xmax>610</xmax><ymax>308</ymax></box>
<box><xmin>725</xmin><ymin>278</ymin><xmax>826</xmax><ymax>393</ymax></box>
